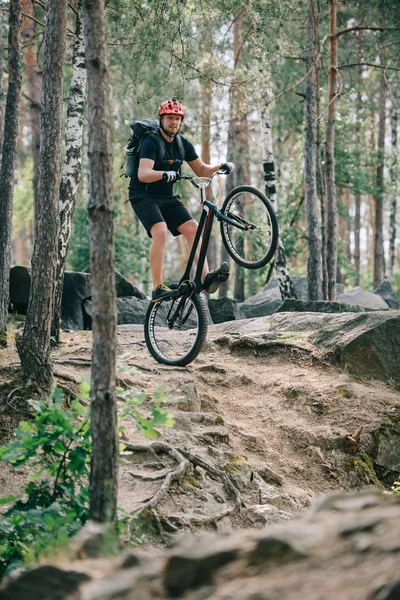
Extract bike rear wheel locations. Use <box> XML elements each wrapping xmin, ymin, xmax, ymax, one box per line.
<box><xmin>144</xmin><ymin>292</ymin><xmax>208</xmax><ymax>366</ymax></box>
<box><xmin>220</xmin><ymin>186</ymin><xmax>279</xmax><ymax>269</ymax></box>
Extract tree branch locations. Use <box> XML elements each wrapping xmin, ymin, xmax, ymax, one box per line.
<box><xmin>335</xmin><ymin>25</ymin><xmax>400</xmax><ymax>38</ymax></box>
<box><xmin>339</xmin><ymin>62</ymin><xmax>400</xmax><ymax>72</ymax></box>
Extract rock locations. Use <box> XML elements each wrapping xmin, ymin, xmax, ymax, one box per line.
<box><xmin>222</xmin><ymin>456</ymin><xmax>253</xmax><ymax>491</ymax></box>
<box><xmin>115</xmin><ymin>271</ymin><xmax>146</xmax><ymax>299</ymax></box>
<box><xmin>177</xmin><ymin>382</ymin><xmax>201</xmax><ymax>412</ymax></box>
<box><xmin>238</xmin><ymin>298</ymin><xmax>282</xmax><ymax>318</ymax></box>
<box><xmin>372</xmin><ymin>579</ymin><xmax>400</xmax><ymax>600</ymax></box>
<box><xmin>116</xmin><ymin>297</ymin><xmax>149</xmax><ymax>325</ymax></box>
<box><xmin>275</xmin><ymin>299</ymin><xmax>365</xmax><ymax>313</ymax></box>
<box><xmin>257</xmin><ymin>465</ymin><xmax>284</xmax><ymax>486</ymax></box>
<box><xmin>61</xmin><ymin>271</ymin><xmax>92</xmax><ymax>330</ymax></box>
<box><xmin>163</xmin><ymin>535</ymin><xmax>240</xmax><ymax>596</ymax></box>
<box><xmin>9</xmin><ymin>265</ymin><xmax>147</xmax><ymax>330</ymax></box>
<box><xmin>374</xmin><ymin>419</ymin><xmax>400</xmax><ymax>474</ymax></box>
<box><xmin>68</xmin><ymin>521</ymin><xmax>117</xmax><ymax>559</ymax></box>
<box><xmin>247</xmin><ymin>530</ymin><xmax>309</xmax><ymax>565</ymax></box>
<box><xmin>311</xmin><ymin>312</ymin><xmax>400</xmax><ymax>382</ymax></box>
<box><xmin>8</xmin><ymin>265</ymin><xmax>31</xmax><ymax>314</ymax></box>
<box><xmin>0</xmin><ymin>565</ymin><xmax>90</xmax><ymax>600</ymax></box>
<box><xmin>83</xmin><ymin>297</ymin><xmax>150</xmax><ymax>328</ymax></box>
<box><xmin>337</xmin><ymin>286</ymin><xmax>390</xmax><ymax>311</ymax></box>
<box><xmin>208</xmin><ymin>297</ymin><xmax>244</xmax><ymax>324</ymax></box>
<box><xmin>245</xmin><ymin>504</ymin><xmax>291</xmax><ymax>526</ymax></box>
<box><xmin>373</xmin><ymin>280</ymin><xmax>400</xmax><ymax>309</ymax></box>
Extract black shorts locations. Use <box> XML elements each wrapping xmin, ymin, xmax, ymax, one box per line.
<box><xmin>130</xmin><ymin>195</ymin><xmax>193</xmax><ymax>238</ymax></box>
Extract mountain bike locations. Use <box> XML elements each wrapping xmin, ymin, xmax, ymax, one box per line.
<box><xmin>144</xmin><ymin>171</ymin><xmax>279</xmax><ymax>366</ymax></box>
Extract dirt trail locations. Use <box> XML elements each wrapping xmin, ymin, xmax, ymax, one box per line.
<box><xmin>1</xmin><ymin>322</ymin><xmax>400</xmax><ymax>535</ymax></box>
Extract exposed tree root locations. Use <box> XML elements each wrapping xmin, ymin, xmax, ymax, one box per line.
<box><xmin>123</xmin><ymin>440</ymin><xmax>245</xmax><ymax>541</ymax></box>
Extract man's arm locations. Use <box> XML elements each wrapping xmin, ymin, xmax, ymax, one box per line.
<box><xmin>138</xmin><ymin>158</ymin><xmax>164</xmax><ymax>183</ymax></box>
<box><xmin>187</xmin><ymin>158</ymin><xmax>221</xmax><ymax>178</ymax></box>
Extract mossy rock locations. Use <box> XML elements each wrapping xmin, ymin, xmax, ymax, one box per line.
<box><xmin>343</xmin><ymin>452</ymin><xmax>384</xmax><ymax>489</ymax></box>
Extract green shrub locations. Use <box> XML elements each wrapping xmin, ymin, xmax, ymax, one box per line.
<box><xmin>0</xmin><ymin>381</ymin><xmax>174</xmax><ymax>579</ymax></box>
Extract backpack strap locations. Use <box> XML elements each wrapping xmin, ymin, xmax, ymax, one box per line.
<box><xmin>175</xmin><ymin>134</ymin><xmax>185</xmax><ymax>162</ymax></box>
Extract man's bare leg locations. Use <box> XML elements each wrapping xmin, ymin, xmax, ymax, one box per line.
<box><xmin>149</xmin><ymin>222</ymin><xmax>168</xmax><ymax>290</ymax></box>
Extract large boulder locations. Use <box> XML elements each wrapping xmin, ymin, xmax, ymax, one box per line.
<box><xmin>208</xmin><ymin>297</ymin><xmax>244</xmax><ymax>324</ymax></box>
<box><xmin>373</xmin><ymin>279</ymin><xmax>400</xmax><ymax>309</ymax></box>
<box><xmin>9</xmin><ymin>266</ymin><xmax>31</xmax><ymax>314</ymax></box>
<box><xmin>2</xmin><ymin>491</ymin><xmax>400</xmax><ymax>600</ymax></box>
<box><xmin>83</xmin><ymin>297</ymin><xmax>149</xmax><ymax>329</ymax></box>
<box><xmin>337</xmin><ymin>286</ymin><xmax>390</xmax><ymax>311</ymax></box>
<box><xmin>8</xmin><ymin>266</ymin><xmax>146</xmax><ymax>330</ymax></box>
<box><xmin>275</xmin><ymin>299</ymin><xmax>365</xmax><ymax>314</ymax></box>
<box><xmin>238</xmin><ymin>299</ymin><xmax>282</xmax><ymax>318</ymax></box>
<box><xmin>61</xmin><ymin>271</ymin><xmax>91</xmax><ymax>330</ymax></box>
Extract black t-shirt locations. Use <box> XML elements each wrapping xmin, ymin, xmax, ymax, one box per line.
<box><xmin>129</xmin><ymin>131</ymin><xmax>198</xmax><ymax>199</ymax></box>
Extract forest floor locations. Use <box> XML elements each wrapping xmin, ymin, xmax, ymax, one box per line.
<box><xmin>1</xmin><ymin>318</ymin><xmax>400</xmax><ymax>540</ymax></box>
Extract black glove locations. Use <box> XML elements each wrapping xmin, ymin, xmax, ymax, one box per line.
<box><xmin>162</xmin><ymin>171</ymin><xmax>180</xmax><ymax>182</ymax></box>
<box><xmin>220</xmin><ymin>162</ymin><xmax>235</xmax><ymax>174</ymax></box>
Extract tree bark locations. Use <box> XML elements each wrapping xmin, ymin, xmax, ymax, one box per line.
<box><xmin>16</xmin><ymin>0</ymin><xmax>68</xmax><ymax>390</ymax></box>
<box><xmin>0</xmin><ymin>0</ymin><xmax>23</xmax><ymax>346</ymax></box>
<box><xmin>304</xmin><ymin>0</ymin><xmax>322</xmax><ymax>300</ymax></box>
<box><xmin>200</xmin><ymin>34</ymin><xmax>217</xmax><ymax>271</ymax></box>
<box><xmin>219</xmin><ymin>13</ymin><xmax>249</xmax><ymax>300</ymax></box>
<box><xmin>353</xmin><ymin>14</ymin><xmax>363</xmax><ymax>286</ymax></box>
<box><xmin>51</xmin><ymin>2</ymin><xmax>86</xmax><ymax>343</ymax></box>
<box><xmin>0</xmin><ymin>6</ymin><xmax>4</xmax><ymax>161</ymax></box>
<box><xmin>324</xmin><ymin>0</ymin><xmax>339</xmax><ymax>300</ymax></box>
<box><xmin>387</xmin><ymin>109</ymin><xmax>398</xmax><ymax>282</ymax></box>
<box><xmin>373</xmin><ymin>22</ymin><xmax>387</xmax><ymax>288</ymax></box>
<box><xmin>22</xmin><ymin>0</ymin><xmax>41</xmax><ymax>217</ymax></box>
<box><xmin>83</xmin><ymin>0</ymin><xmax>118</xmax><ymax>525</ymax></box>
<box><xmin>261</xmin><ymin>105</ymin><xmax>296</xmax><ymax>300</ymax></box>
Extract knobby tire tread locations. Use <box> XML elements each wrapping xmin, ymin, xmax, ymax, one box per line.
<box><xmin>144</xmin><ymin>292</ymin><xmax>208</xmax><ymax>366</ymax></box>
<box><xmin>220</xmin><ymin>185</ymin><xmax>279</xmax><ymax>269</ymax></box>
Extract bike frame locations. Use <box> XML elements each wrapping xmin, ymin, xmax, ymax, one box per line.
<box><xmin>179</xmin><ymin>173</ymin><xmax>248</xmax><ymax>293</ymax></box>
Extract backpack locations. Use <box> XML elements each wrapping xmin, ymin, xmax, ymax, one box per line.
<box><xmin>121</xmin><ymin>118</ymin><xmax>185</xmax><ymax>178</ymax></box>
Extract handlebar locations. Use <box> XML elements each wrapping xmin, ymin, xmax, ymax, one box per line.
<box><xmin>178</xmin><ymin>170</ymin><xmax>227</xmax><ymax>189</ymax></box>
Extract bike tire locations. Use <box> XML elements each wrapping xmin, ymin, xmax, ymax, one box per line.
<box><xmin>220</xmin><ymin>185</ymin><xmax>279</xmax><ymax>269</ymax></box>
<box><xmin>144</xmin><ymin>292</ymin><xmax>208</xmax><ymax>366</ymax></box>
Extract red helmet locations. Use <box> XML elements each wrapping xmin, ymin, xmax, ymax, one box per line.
<box><xmin>158</xmin><ymin>98</ymin><xmax>185</xmax><ymax>118</ymax></box>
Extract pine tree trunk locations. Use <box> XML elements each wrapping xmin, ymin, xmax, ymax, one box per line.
<box><xmin>22</xmin><ymin>0</ymin><xmax>41</xmax><ymax>217</ymax></box>
<box><xmin>83</xmin><ymin>0</ymin><xmax>118</xmax><ymax>525</ymax></box>
<box><xmin>200</xmin><ymin>34</ymin><xmax>217</xmax><ymax>271</ymax></box>
<box><xmin>304</xmin><ymin>0</ymin><xmax>322</xmax><ymax>300</ymax></box>
<box><xmin>0</xmin><ymin>7</ymin><xmax>4</xmax><ymax>161</ymax></box>
<box><xmin>51</xmin><ymin>3</ymin><xmax>86</xmax><ymax>342</ymax></box>
<box><xmin>0</xmin><ymin>0</ymin><xmax>23</xmax><ymax>346</ymax></box>
<box><xmin>261</xmin><ymin>106</ymin><xmax>296</xmax><ymax>299</ymax></box>
<box><xmin>324</xmin><ymin>0</ymin><xmax>339</xmax><ymax>300</ymax></box>
<box><xmin>219</xmin><ymin>14</ymin><xmax>250</xmax><ymax>300</ymax></box>
<box><xmin>353</xmin><ymin>16</ymin><xmax>362</xmax><ymax>286</ymax></box>
<box><xmin>16</xmin><ymin>0</ymin><xmax>68</xmax><ymax>391</ymax></box>
<box><xmin>373</xmin><ymin>24</ymin><xmax>387</xmax><ymax>288</ymax></box>
<box><xmin>387</xmin><ymin>109</ymin><xmax>398</xmax><ymax>282</ymax></box>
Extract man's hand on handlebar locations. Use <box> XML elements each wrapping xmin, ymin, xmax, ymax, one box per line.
<box><xmin>162</xmin><ymin>171</ymin><xmax>181</xmax><ymax>182</ymax></box>
<box><xmin>219</xmin><ymin>162</ymin><xmax>235</xmax><ymax>174</ymax></box>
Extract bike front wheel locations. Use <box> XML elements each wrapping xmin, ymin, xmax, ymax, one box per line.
<box><xmin>220</xmin><ymin>186</ymin><xmax>279</xmax><ymax>269</ymax></box>
<box><xmin>144</xmin><ymin>292</ymin><xmax>208</xmax><ymax>366</ymax></box>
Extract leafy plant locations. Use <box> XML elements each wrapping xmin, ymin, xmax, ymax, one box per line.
<box><xmin>0</xmin><ymin>380</ymin><xmax>175</xmax><ymax>579</ymax></box>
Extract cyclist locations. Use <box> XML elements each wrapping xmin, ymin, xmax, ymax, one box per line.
<box><xmin>129</xmin><ymin>98</ymin><xmax>234</xmax><ymax>302</ymax></box>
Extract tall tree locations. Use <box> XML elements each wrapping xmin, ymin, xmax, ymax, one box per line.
<box><xmin>22</xmin><ymin>0</ymin><xmax>41</xmax><ymax>214</ymax></box>
<box><xmin>0</xmin><ymin>0</ymin><xmax>23</xmax><ymax>346</ymax></box>
<box><xmin>261</xmin><ymin>105</ymin><xmax>296</xmax><ymax>299</ymax></box>
<box><xmin>16</xmin><ymin>0</ymin><xmax>68</xmax><ymax>391</ymax></box>
<box><xmin>220</xmin><ymin>12</ymin><xmax>250</xmax><ymax>300</ymax></box>
<box><xmin>353</xmin><ymin>24</ymin><xmax>363</xmax><ymax>286</ymax></box>
<box><xmin>324</xmin><ymin>0</ymin><xmax>339</xmax><ymax>300</ymax></box>
<box><xmin>373</xmin><ymin>17</ymin><xmax>387</xmax><ymax>288</ymax></box>
<box><xmin>0</xmin><ymin>5</ymin><xmax>4</xmax><ymax>160</ymax></box>
<box><xmin>387</xmin><ymin>108</ymin><xmax>398</xmax><ymax>282</ymax></box>
<box><xmin>51</xmin><ymin>2</ymin><xmax>86</xmax><ymax>343</ymax></box>
<box><xmin>304</xmin><ymin>0</ymin><xmax>322</xmax><ymax>300</ymax></box>
<box><xmin>83</xmin><ymin>0</ymin><xmax>118</xmax><ymax>524</ymax></box>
